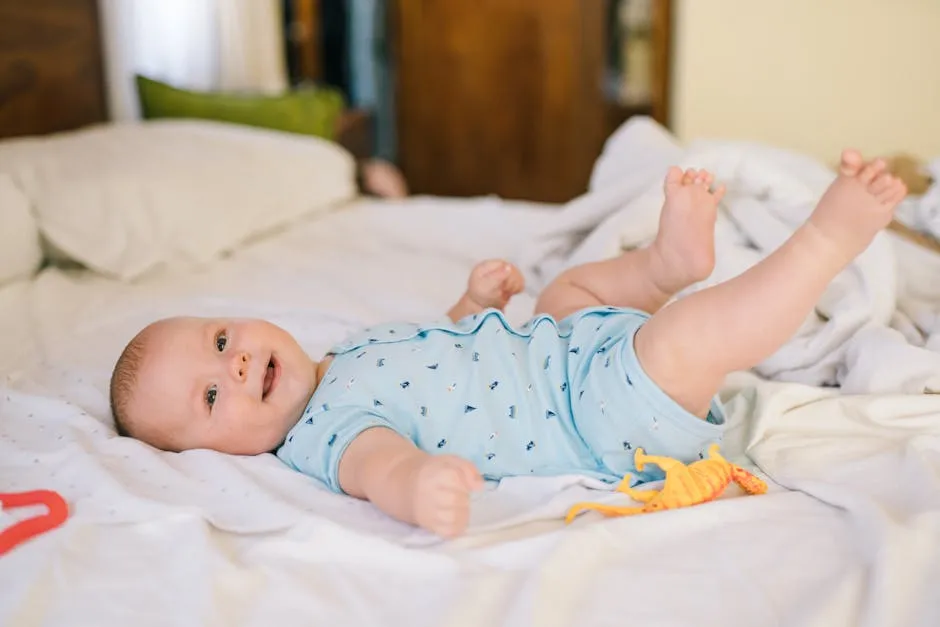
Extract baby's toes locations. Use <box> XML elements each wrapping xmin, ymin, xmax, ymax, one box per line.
<box><xmin>839</xmin><ymin>149</ymin><xmax>864</xmax><ymax>176</ymax></box>
<box><xmin>869</xmin><ymin>172</ymin><xmax>894</xmax><ymax>198</ymax></box>
<box><xmin>691</xmin><ymin>181</ymin><xmax>719</xmax><ymax>205</ymax></box>
<box><xmin>711</xmin><ymin>183</ymin><xmax>727</xmax><ymax>204</ymax></box>
<box><xmin>885</xmin><ymin>179</ymin><xmax>908</xmax><ymax>205</ymax></box>
<box><xmin>857</xmin><ymin>158</ymin><xmax>887</xmax><ymax>185</ymax></box>
<box><xmin>663</xmin><ymin>166</ymin><xmax>683</xmax><ymax>192</ymax></box>
<box><xmin>682</xmin><ymin>168</ymin><xmax>698</xmax><ymax>186</ymax></box>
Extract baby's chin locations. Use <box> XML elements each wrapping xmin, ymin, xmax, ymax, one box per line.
<box><xmin>182</xmin><ymin>409</ymin><xmax>301</xmax><ymax>456</ymax></box>
<box><xmin>246</xmin><ymin>423</ymin><xmax>296</xmax><ymax>456</ymax></box>
<box><xmin>227</xmin><ymin>426</ymin><xmax>293</xmax><ymax>456</ymax></box>
<box><xmin>175</xmin><ymin>420</ymin><xmax>288</xmax><ymax>456</ymax></box>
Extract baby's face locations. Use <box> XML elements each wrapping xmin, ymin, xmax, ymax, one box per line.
<box><xmin>131</xmin><ymin>317</ymin><xmax>318</xmax><ymax>454</ymax></box>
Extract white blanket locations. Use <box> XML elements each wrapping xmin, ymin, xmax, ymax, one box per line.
<box><xmin>520</xmin><ymin>118</ymin><xmax>940</xmax><ymax>395</ymax></box>
<box><xmin>3</xmin><ymin>168</ymin><xmax>940</xmax><ymax>626</ymax></box>
<box><xmin>896</xmin><ymin>157</ymin><xmax>940</xmax><ymax>241</ymax></box>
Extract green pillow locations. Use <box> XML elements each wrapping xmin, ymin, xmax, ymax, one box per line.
<box><xmin>135</xmin><ymin>75</ymin><xmax>345</xmax><ymax>140</ymax></box>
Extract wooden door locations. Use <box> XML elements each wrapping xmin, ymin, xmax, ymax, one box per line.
<box><xmin>392</xmin><ymin>0</ymin><xmax>608</xmax><ymax>203</ymax></box>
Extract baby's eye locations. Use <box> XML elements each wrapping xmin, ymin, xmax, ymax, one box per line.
<box><xmin>215</xmin><ymin>332</ymin><xmax>227</xmax><ymax>352</ymax></box>
<box><xmin>206</xmin><ymin>384</ymin><xmax>218</xmax><ymax>409</ymax></box>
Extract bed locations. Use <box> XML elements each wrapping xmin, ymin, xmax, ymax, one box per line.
<box><xmin>3</xmin><ymin>6</ymin><xmax>940</xmax><ymax>627</ymax></box>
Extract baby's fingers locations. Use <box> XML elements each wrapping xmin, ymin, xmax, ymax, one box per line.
<box><xmin>450</xmin><ymin>458</ymin><xmax>484</xmax><ymax>491</ymax></box>
<box><xmin>475</xmin><ymin>259</ymin><xmax>510</xmax><ymax>278</ymax></box>
<box><xmin>505</xmin><ymin>269</ymin><xmax>525</xmax><ymax>294</ymax></box>
<box><xmin>431</xmin><ymin>502</ymin><xmax>470</xmax><ymax>538</ymax></box>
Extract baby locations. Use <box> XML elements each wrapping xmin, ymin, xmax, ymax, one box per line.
<box><xmin>110</xmin><ymin>150</ymin><xmax>906</xmax><ymax>537</ymax></box>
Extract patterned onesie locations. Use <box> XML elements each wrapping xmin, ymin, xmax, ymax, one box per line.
<box><xmin>276</xmin><ymin>307</ymin><xmax>726</xmax><ymax>492</ymax></box>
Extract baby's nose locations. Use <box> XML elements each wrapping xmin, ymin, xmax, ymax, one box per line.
<box><xmin>230</xmin><ymin>352</ymin><xmax>250</xmax><ymax>382</ymax></box>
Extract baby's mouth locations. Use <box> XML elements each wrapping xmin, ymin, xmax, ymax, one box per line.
<box><xmin>262</xmin><ymin>356</ymin><xmax>279</xmax><ymax>399</ymax></box>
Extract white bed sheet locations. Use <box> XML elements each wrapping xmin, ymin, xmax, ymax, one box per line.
<box><xmin>2</xmin><ymin>195</ymin><xmax>939</xmax><ymax>627</ymax></box>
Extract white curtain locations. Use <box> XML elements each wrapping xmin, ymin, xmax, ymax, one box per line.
<box><xmin>97</xmin><ymin>0</ymin><xmax>289</xmax><ymax>122</ymax></box>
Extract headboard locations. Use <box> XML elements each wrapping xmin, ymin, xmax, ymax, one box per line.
<box><xmin>0</xmin><ymin>0</ymin><xmax>108</xmax><ymax>139</ymax></box>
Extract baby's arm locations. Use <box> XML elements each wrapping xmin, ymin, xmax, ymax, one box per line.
<box><xmin>447</xmin><ymin>259</ymin><xmax>525</xmax><ymax>322</ymax></box>
<box><xmin>337</xmin><ymin>427</ymin><xmax>483</xmax><ymax>537</ymax></box>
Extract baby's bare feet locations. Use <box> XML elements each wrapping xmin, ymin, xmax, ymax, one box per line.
<box><xmin>650</xmin><ymin>167</ymin><xmax>726</xmax><ymax>294</ymax></box>
<box><xmin>411</xmin><ymin>454</ymin><xmax>483</xmax><ymax>538</ymax></box>
<box><xmin>808</xmin><ymin>149</ymin><xmax>907</xmax><ymax>258</ymax></box>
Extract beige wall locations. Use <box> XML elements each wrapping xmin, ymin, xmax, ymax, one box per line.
<box><xmin>671</xmin><ymin>0</ymin><xmax>940</xmax><ymax>163</ymax></box>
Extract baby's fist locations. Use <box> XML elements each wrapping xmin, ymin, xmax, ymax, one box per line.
<box><xmin>467</xmin><ymin>259</ymin><xmax>525</xmax><ymax>310</ymax></box>
<box><xmin>411</xmin><ymin>455</ymin><xmax>483</xmax><ymax>538</ymax></box>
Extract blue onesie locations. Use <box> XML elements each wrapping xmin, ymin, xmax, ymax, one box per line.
<box><xmin>276</xmin><ymin>307</ymin><xmax>726</xmax><ymax>492</ymax></box>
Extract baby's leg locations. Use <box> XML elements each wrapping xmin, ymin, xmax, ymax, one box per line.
<box><xmin>635</xmin><ymin>151</ymin><xmax>907</xmax><ymax>416</ymax></box>
<box><xmin>535</xmin><ymin>168</ymin><xmax>725</xmax><ymax>320</ymax></box>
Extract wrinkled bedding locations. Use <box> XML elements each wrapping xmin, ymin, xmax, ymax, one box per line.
<box><xmin>2</xmin><ymin>144</ymin><xmax>940</xmax><ymax>627</ymax></box>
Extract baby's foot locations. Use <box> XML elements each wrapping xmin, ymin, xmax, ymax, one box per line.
<box><xmin>808</xmin><ymin>149</ymin><xmax>907</xmax><ymax>258</ymax></box>
<box><xmin>649</xmin><ymin>167</ymin><xmax>726</xmax><ymax>294</ymax></box>
<box><xmin>410</xmin><ymin>455</ymin><xmax>483</xmax><ymax>538</ymax></box>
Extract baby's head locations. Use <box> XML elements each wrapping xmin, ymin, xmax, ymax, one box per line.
<box><xmin>110</xmin><ymin>317</ymin><xmax>318</xmax><ymax>455</ymax></box>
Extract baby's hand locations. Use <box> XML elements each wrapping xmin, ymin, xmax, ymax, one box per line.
<box><xmin>411</xmin><ymin>455</ymin><xmax>483</xmax><ymax>538</ymax></box>
<box><xmin>467</xmin><ymin>259</ymin><xmax>525</xmax><ymax>311</ymax></box>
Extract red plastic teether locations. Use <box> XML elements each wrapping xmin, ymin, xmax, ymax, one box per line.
<box><xmin>0</xmin><ymin>490</ymin><xmax>69</xmax><ymax>556</ymax></box>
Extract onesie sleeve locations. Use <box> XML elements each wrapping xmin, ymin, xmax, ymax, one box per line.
<box><xmin>276</xmin><ymin>404</ymin><xmax>398</xmax><ymax>493</ymax></box>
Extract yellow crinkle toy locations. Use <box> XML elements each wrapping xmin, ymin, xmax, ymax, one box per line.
<box><xmin>565</xmin><ymin>444</ymin><xmax>767</xmax><ymax>523</ymax></box>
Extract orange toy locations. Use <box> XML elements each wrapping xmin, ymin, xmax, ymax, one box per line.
<box><xmin>565</xmin><ymin>444</ymin><xmax>766</xmax><ymax>522</ymax></box>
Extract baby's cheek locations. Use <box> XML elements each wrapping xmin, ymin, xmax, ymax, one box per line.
<box><xmin>225</xmin><ymin>396</ymin><xmax>265</xmax><ymax>433</ymax></box>
<box><xmin>253</xmin><ymin>402</ymin><xmax>297</xmax><ymax>445</ymax></box>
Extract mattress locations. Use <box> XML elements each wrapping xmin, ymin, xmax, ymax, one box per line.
<box><xmin>2</xmin><ymin>196</ymin><xmax>940</xmax><ymax>627</ymax></box>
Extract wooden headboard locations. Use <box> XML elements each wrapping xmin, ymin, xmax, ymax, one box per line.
<box><xmin>0</xmin><ymin>0</ymin><xmax>108</xmax><ymax>139</ymax></box>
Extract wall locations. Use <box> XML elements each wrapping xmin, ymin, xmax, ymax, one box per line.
<box><xmin>671</xmin><ymin>0</ymin><xmax>940</xmax><ymax>163</ymax></box>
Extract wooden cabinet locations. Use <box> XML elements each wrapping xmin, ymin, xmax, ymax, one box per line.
<box><xmin>0</xmin><ymin>0</ymin><xmax>107</xmax><ymax>139</ymax></box>
<box><xmin>391</xmin><ymin>0</ymin><xmax>670</xmax><ymax>203</ymax></box>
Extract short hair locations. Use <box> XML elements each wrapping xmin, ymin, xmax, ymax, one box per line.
<box><xmin>109</xmin><ymin>329</ymin><xmax>151</xmax><ymax>438</ymax></box>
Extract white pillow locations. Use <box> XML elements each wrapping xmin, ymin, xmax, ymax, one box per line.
<box><xmin>0</xmin><ymin>173</ymin><xmax>42</xmax><ymax>285</ymax></box>
<box><xmin>0</xmin><ymin>120</ymin><xmax>357</xmax><ymax>280</ymax></box>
